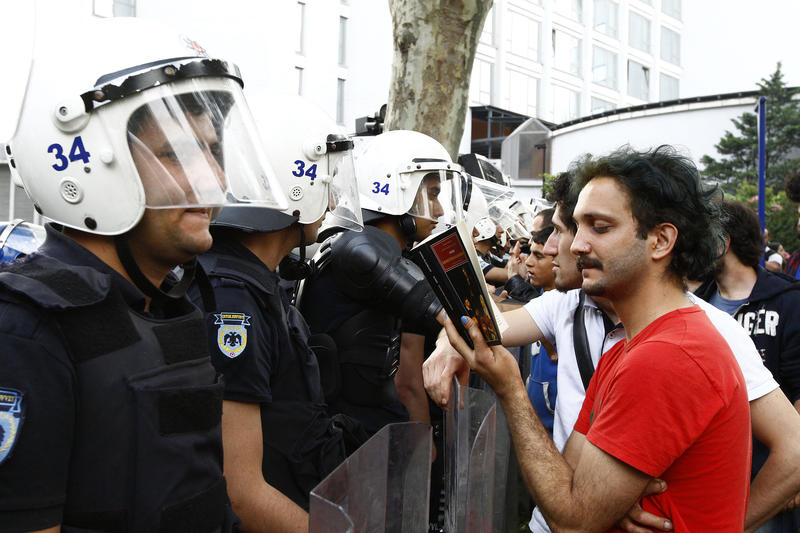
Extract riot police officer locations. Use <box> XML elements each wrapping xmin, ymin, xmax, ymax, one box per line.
<box><xmin>0</xmin><ymin>15</ymin><xmax>285</xmax><ymax>532</ymax></box>
<box><xmin>190</xmin><ymin>95</ymin><xmax>363</xmax><ymax>530</ymax></box>
<box><xmin>298</xmin><ymin>130</ymin><xmax>461</xmax><ymax>434</ymax></box>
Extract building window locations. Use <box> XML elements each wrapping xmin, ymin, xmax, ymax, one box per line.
<box><xmin>295</xmin><ymin>67</ymin><xmax>304</xmax><ymax>96</ymax></box>
<box><xmin>628</xmin><ymin>12</ymin><xmax>651</xmax><ymax>53</ymax></box>
<box><xmin>593</xmin><ymin>0</ymin><xmax>618</xmax><ymax>38</ymax></box>
<box><xmin>552</xmin><ymin>30</ymin><xmax>581</xmax><ymax>76</ymax></box>
<box><xmin>550</xmin><ymin>85</ymin><xmax>580</xmax><ymax>123</ymax></box>
<box><xmin>592</xmin><ymin>46</ymin><xmax>617</xmax><ymax>89</ymax></box>
<box><xmin>336</xmin><ymin>78</ymin><xmax>345</xmax><ymax>124</ymax></box>
<box><xmin>470</xmin><ymin>59</ymin><xmax>494</xmax><ymax>104</ymax></box>
<box><xmin>508</xmin><ymin>12</ymin><xmax>540</xmax><ymax>62</ymax></box>
<box><xmin>480</xmin><ymin>6</ymin><xmax>495</xmax><ymax>46</ymax></box>
<box><xmin>660</xmin><ymin>73</ymin><xmax>679</xmax><ymax>100</ymax></box>
<box><xmin>591</xmin><ymin>97</ymin><xmax>615</xmax><ymax>113</ymax></box>
<box><xmin>93</xmin><ymin>0</ymin><xmax>135</xmax><ymax>16</ymax></box>
<box><xmin>627</xmin><ymin>60</ymin><xmax>650</xmax><ymax>100</ymax></box>
<box><xmin>660</xmin><ymin>26</ymin><xmax>680</xmax><ymax>65</ymax></box>
<box><xmin>338</xmin><ymin>16</ymin><xmax>347</xmax><ymax>66</ymax></box>
<box><xmin>296</xmin><ymin>2</ymin><xmax>306</xmax><ymax>54</ymax></box>
<box><xmin>507</xmin><ymin>71</ymin><xmax>538</xmax><ymax>116</ymax></box>
<box><xmin>555</xmin><ymin>0</ymin><xmax>583</xmax><ymax>22</ymax></box>
<box><xmin>662</xmin><ymin>0</ymin><xmax>681</xmax><ymax>20</ymax></box>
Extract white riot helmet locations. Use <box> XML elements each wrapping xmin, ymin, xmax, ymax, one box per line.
<box><xmin>469</xmin><ymin>177</ymin><xmax>514</xmax><ymax>241</ymax></box>
<box><xmin>6</xmin><ymin>15</ymin><xmax>286</xmax><ymax>235</ymax></box>
<box><xmin>491</xmin><ymin>198</ymin><xmax>529</xmax><ymax>242</ymax></box>
<box><xmin>354</xmin><ymin>130</ymin><xmax>462</xmax><ymax>238</ymax></box>
<box><xmin>213</xmin><ymin>94</ymin><xmax>362</xmax><ymax>234</ymax></box>
<box><xmin>529</xmin><ymin>197</ymin><xmax>555</xmax><ymax>215</ymax></box>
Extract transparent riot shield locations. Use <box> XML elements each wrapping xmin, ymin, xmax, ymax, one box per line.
<box><xmin>468</xmin><ymin>358</ymin><xmax>517</xmax><ymax>532</ymax></box>
<box><xmin>444</xmin><ymin>379</ymin><xmax>498</xmax><ymax>533</ymax></box>
<box><xmin>309</xmin><ymin>421</ymin><xmax>431</xmax><ymax>533</ymax></box>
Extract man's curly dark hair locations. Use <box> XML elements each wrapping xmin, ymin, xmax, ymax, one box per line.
<box><xmin>570</xmin><ymin>145</ymin><xmax>723</xmax><ymax>283</ymax></box>
<box><xmin>546</xmin><ymin>171</ymin><xmax>578</xmax><ymax>233</ymax></box>
<box><xmin>720</xmin><ymin>200</ymin><xmax>764</xmax><ymax>268</ymax></box>
<box><xmin>786</xmin><ymin>171</ymin><xmax>800</xmax><ymax>203</ymax></box>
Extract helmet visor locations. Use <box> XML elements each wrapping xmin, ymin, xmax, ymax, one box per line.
<box><xmin>323</xmin><ymin>149</ymin><xmax>363</xmax><ymax>232</ymax></box>
<box><xmin>472</xmin><ymin>178</ymin><xmax>514</xmax><ymax>209</ymax></box>
<box><xmin>407</xmin><ymin>170</ymin><xmax>462</xmax><ymax>228</ymax></box>
<box><xmin>510</xmin><ymin>201</ymin><xmax>538</xmax><ymax>234</ymax></box>
<box><xmin>125</xmin><ymin>81</ymin><xmax>286</xmax><ymax>210</ymax></box>
<box><xmin>491</xmin><ymin>207</ymin><xmax>529</xmax><ymax>241</ymax></box>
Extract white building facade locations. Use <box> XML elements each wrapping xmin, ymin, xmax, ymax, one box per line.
<box><xmin>471</xmin><ymin>0</ymin><xmax>683</xmax><ymax>124</ymax></box>
<box><xmin>0</xmin><ymin>0</ymin><xmax>694</xmax><ymax>220</ymax></box>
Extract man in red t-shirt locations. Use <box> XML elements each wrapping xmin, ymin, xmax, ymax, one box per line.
<box><xmin>444</xmin><ymin>146</ymin><xmax>752</xmax><ymax>531</ymax></box>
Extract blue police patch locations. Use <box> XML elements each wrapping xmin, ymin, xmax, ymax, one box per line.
<box><xmin>0</xmin><ymin>388</ymin><xmax>24</xmax><ymax>465</ymax></box>
<box><xmin>214</xmin><ymin>312</ymin><xmax>251</xmax><ymax>359</ymax></box>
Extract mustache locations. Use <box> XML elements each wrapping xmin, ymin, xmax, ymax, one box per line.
<box><xmin>576</xmin><ymin>256</ymin><xmax>603</xmax><ymax>271</ymax></box>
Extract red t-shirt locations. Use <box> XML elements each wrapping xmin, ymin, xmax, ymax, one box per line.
<box><xmin>574</xmin><ymin>306</ymin><xmax>751</xmax><ymax>532</ymax></box>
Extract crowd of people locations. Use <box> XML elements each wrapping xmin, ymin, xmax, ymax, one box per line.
<box><xmin>2</xmin><ymin>13</ymin><xmax>800</xmax><ymax>533</ymax></box>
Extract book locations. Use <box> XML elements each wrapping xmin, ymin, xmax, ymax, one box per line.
<box><xmin>409</xmin><ymin>219</ymin><xmax>505</xmax><ymax>348</ymax></box>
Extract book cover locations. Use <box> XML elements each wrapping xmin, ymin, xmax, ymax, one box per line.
<box><xmin>410</xmin><ymin>220</ymin><xmax>502</xmax><ymax>347</ymax></box>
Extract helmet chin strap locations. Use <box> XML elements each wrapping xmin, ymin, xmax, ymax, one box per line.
<box><xmin>278</xmin><ymin>225</ymin><xmax>316</xmax><ymax>281</ymax></box>
<box><xmin>114</xmin><ymin>234</ymin><xmax>198</xmax><ymax>302</ymax></box>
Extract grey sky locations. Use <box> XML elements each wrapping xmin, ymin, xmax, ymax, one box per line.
<box><xmin>682</xmin><ymin>0</ymin><xmax>800</xmax><ymax>97</ymax></box>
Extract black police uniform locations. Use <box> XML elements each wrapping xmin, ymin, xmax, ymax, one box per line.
<box><xmin>193</xmin><ymin>240</ymin><xmax>346</xmax><ymax>509</ymax></box>
<box><xmin>0</xmin><ymin>225</ymin><xmax>234</xmax><ymax>533</ymax></box>
<box><xmin>299</xmin><ymin>226</ymin><xmax>442</xmax><ymax>435</ymax></box>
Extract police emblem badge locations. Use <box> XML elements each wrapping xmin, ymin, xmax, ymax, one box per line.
<box><xmin>0</xmin><ymin>388</ymin><xmax>24</xmax><ymax>465</ymax></box>
<box><xmin>215</xmin><ymin>312</ymin><xmax>251</xmax><ymax>359</ymax></box>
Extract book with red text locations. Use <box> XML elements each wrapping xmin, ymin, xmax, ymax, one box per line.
<box><xmin>409</xmin><ymin>219</ymin><xmax>503</xmax><ymax>348</ymax></box>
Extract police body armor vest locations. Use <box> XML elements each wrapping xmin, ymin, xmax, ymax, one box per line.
<box><xmin>0</xmin><ymin>256</ymin><xmax>232</xmax><ymax>533</ymax></box>
<box><xmin>199</xmin><ymin>252</ymin><xmax>345</xmax><ymax>507</ymax></box>
<box><xmin>299</xmin><ymin>227</ymin><xmax>442</xmax><ymax>408</ymax></box>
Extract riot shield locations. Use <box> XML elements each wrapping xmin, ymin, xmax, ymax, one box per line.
<box><xmin>444</xmin><ymin>379</ymin><xmax>498</xmax><ymax>533</ymax></box>
<box><xmin>309</xmin><ymin>421</ymin><xmax>431</xmax><ymax>533</ymax></box>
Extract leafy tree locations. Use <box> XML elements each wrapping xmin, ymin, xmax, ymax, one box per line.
<box><xmin>701</xmin><ymin>63</ymin><xmax>800</xmax><ymax>193</ymax></box>
<box><xmin>540</xmin><ymin>172</ymin><xmax>557</xmax><ymax>199</ymax></box>
<box><xmin>729</xmin><ymin>181</ymin><xmax>800</xmax><ymax>253</ymax></box>
<box><xmin>384</xmin><ymin>0</ymin><xmax>493</xmax><ymax>158</ymax></box>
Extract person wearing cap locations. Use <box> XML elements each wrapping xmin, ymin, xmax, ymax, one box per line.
<box><xmin>298</xmin><ymin>130</ymin><xmax>458</xmax><ymax>435</ymax></box>
<box><xmin>0</xmin><ymin>14</ymin><xmax>286</xmax><ymax>532</ymax></box>
<box><xmin>189</xmin><ymin>95</ymin><xmax>364</xmax><ymax>531</ymax></box>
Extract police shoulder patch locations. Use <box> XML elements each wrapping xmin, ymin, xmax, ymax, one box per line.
<box><xmin>214</xmin><ymin>312</ymin><xmax>251</xmax><ymax>359</ymax></box>
<box><xmin>0</xmin><ymin>388</ymin><xmax>24</xmax><ymax>465</ymax></box>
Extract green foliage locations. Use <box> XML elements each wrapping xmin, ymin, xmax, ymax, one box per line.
<box><xmin>540</xmin><ymin>172</ymin><xmax>557</xmax><ymax>199</ymax></box>
<box><xmin>728</xmin><ymin>181</ymin><xmax>800</xmax><ymax>253</ymax></box>
<box><xmin>701</xmin><ymin>63</ymin><xmax>800</xmax><ymax>193</ymax></box>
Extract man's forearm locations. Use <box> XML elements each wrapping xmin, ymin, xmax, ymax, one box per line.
<box><xmin>745</xmin><ymin>446</ymin><xmax>800</xmax><ymax>532</ymax></box>
<box><xmin>744</xmin><ymin>395</ymin><xmax>800</xmax><ymax>532</ymax></box>
<box><xmin>231</xmin><ymin>479</ymin><xmax>309</xmax><ymax>533</ymax></box>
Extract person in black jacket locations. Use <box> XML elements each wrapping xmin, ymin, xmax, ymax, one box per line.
<box><xmin>298</xmin><ymin>130</ymin><xmax>459</xmax><ymax>435</ymax></box>
<box><xmin>0</xmin><ymin>16</ymin><xmax>283</xmax><ymax>532</ymax></box>
<box><xmin>695</xmin><ymin>199</ymin><xmax>800</xmax><ymax>532</ymax></box>
<box><xmin>504</xmin><ymin>208</ymin><xmax>554</xmax><ymax>303</ymax></box>
<box><xmin>191</xmin><ymin>96</ymin><xmax>364</xmax><ymax>532</ymax></box>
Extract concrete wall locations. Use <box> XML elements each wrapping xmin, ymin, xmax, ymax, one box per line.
<box><xmin>548</xmin><ymin>97</ymin><xmax>753</xmax><ymax>172</ymax></box>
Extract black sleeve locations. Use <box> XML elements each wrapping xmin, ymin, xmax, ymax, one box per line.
<box><xmin>333</xmin><ymin>231</ymin><xmax>442</xmax><ymax>335</ymax></box>
<box><xmin>778</xmin><ymin>294</ymin><xmax>800</xmax><ymax>403</ymax></box>
<box><xmin>0</xmin><ymin>302</ymin><xmax>75</xmax><ymax>532</ymax></box>
<box><xmin>203</xmin><ymin>278</ymin><xmax>276</xmax><ymax>404</ymax></box>
<box><xmin>504</xmin><ymin>274</ymin><xmax>540</xmax><ymax>303</ymax></box>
